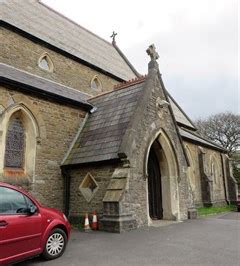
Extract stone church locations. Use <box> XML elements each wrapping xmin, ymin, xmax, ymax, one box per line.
<box><xmin>0</xmin><ymin>0</ymin><xmax>237</xmax><ymax>232</ymax></box>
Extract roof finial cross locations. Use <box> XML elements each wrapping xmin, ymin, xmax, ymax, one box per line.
<box><xmin>146</xmin><ymin>44</ymin><xmax>159</xmax><ymax>61</ymax></box>
<box><xmin>110</xmin><ymin>31</ymin><xmax>117</xmax><ymax>44</ymax></box>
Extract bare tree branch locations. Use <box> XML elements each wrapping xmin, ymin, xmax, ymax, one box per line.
<box><xmin>194</xmin><ymin>112</ymin><xmax>240</xmax><ymax>156</ymax></box>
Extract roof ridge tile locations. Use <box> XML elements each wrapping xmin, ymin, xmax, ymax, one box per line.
<box><xmin>113</xmin><ymin>75</ymin><xmax>147</xmax><ymax>90</ymax></box>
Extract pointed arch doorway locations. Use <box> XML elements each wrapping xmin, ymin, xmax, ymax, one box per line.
<box><xmin>148</xmin><ymin>145</ymin><xmax>163</xmax><ymax>219</ymax></box>
<box><xmin>146</xmin><ymin>130</ymin><xmax>181</xmax><ymax>222</ymax></box>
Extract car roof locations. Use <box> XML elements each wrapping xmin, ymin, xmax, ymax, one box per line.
<box><xmin>0</xmin><ymin>182</ymin><xmax>40</xmax><ymax>205</ymax></box>
<box><xmin>0</xmin><ymin>181</ymin><xmax>25</xmax><ymax>191</ymax></box>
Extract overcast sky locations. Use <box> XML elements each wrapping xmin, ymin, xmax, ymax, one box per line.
<box><xmin>42</xmin><ymin>0</ymin><xmax>238</xmax><ymax>119</ymax></box>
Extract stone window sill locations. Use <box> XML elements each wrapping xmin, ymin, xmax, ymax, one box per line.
<box><xmin>2</xmin><ymin>168</ymin><xmax>31</xmax><ymax>186</ymax></box>
<box><xmin>4</xmin><ymin>168</ymin><xmax>25</xmax><ymax>177</ymax></box>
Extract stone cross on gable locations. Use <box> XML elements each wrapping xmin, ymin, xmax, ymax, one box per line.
<box><xmin>110</xmin><ymin>31</ymin><xmax>117</xmax><ymax>44</ymax></box>
<box><xmin>146</xmin><ymin>44</ymin><xmax>159</xmax><ymax>61</ymax></box>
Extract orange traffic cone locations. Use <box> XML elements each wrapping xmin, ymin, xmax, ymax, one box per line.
<box><xmin>84</xmin><ymin>213</ymin><xmax>91</xmax><ymax>231</ymax></box>
<box><xmin>92</xmin><ymin>210</ymin><xmax>98</xmax><ymax>230</ymax></box>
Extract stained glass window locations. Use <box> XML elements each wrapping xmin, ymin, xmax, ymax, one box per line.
<box><xmin>4</xmin><ymin>118</ymin><xmax>25</xmax><ymax>168</ymax></box>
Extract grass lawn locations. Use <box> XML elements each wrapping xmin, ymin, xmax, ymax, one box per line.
<box><xmin>197</xmin><ymin>204</ymin><xmax>235</xmax><ymax>216</ymax></box>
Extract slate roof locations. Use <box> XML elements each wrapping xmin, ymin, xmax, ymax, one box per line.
<box><xmin>1</xmin><ymin>0</ymin><xmax>199</xmax><ymax>131</ymax></box>
<box><xmin>168</xmin><ymin>95</ymin><xmax>196</xmax><ymax>130</ymax></box>
<box><xmin>179</xmin><ymin>127</ymin><xmax>226</xmax><ymax>152</ymax></box>
<box><xmin>63</xmin><ymin>81</ymin><xmax>145</xmax><ymax>165</ymax></box>
<box><xmin>0</xmin><ymin>63</ymin><xmax>92</xmax><ymax>109</ymax></box>
<box><xmin>0</xmin><ymin>0</ymin><xmax>137</xmax><ymax>81</ymax></box>
<box><xmin>62</xmin><ymin>82</ymin><xmax>225</xmax><ymax>165</ymax></box>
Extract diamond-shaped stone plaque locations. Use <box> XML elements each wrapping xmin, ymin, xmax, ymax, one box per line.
<box><xmin>79</xmin><ymin>173</ymin><xmax>99</xmax><ymax>202</ymax></box>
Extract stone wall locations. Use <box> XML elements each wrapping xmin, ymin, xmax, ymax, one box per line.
<box><xmin>184</xmin><ymin>142</ymin><xmax>203</xmax><ymax>205</ymax></box>
<box><xmin>184</xmin><ymin>141</ymin><xmax>226</xmax><ymax>206</ymax></box>
<box><xmin>68</xmin><ymin>164</ymin><xmax>118</xmax><ymax>218</ymax></box>
<box><xmin>1</xmin><ymin>27</ymin><xmax>119</xmax><ymax>96</ymax></box>
<box><xmin>223</xmin><ymin>155</ymin><xmax>238</xmax><ymax>203</ymax></box>
<box><xmin>99</xmin><ymin>62</ymin><xmax>193</xmax><ymax>232</ymax></box>
<box><xmin>0</xmin><ymin>85</ymin><xmax>86</xmax><ymax>211</ymax></box>
<box><xmin>122</xmin><ymin>77</ymin><xmax>191</xmax><ymax>227</ymax></box>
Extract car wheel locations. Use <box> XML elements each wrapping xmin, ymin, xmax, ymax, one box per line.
<box><xmin>42</xmin><ymin>228</ymin><xmax>67</xmax><ymax>260</ymax></box>
<box><xmin>237</xmin><ymin>207</ymin><xmax>240</xmax><ymax>212</ymax></box>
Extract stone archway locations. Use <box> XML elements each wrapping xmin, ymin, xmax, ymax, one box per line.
<box><xmin>145</xmin><ymin>129</ymin><xmax>180</xmax><ymax>222</ymax></box>
<box><xmin>0</xmin><ymin>103</ymin><xmax>40</xmax><ymax>183</ymax></box>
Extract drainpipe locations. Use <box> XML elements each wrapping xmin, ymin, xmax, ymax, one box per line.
<box><xmin>60</xmin><ymin>108</ymin><xmax>96</xmax><ymax>216</ymax></box>
<box><xmin>61</xmin><ymin>166</ymin><xmax>71</xmax><ymax>217</ymax></box>
<box><xmin>60</xmin><ymin>111</ymin><xmax>93</xmax><ymax>216</ymax></box>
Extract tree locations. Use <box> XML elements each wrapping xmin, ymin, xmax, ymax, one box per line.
<box><xmin>194</xmin><ymin>112</ymin><xmax>240</xmax><ymax>157</ymax></box>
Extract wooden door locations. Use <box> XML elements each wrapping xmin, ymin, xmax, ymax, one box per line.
<box><xmin>148</xmin><ymin>148</ymin><xmax>163</xmax><ymax>219</ymax></box>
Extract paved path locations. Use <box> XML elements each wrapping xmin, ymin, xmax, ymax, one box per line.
<box><xmin>17</xmin><ymin>212</ymin><xmax>240</xmax><ymax>266</ymax></box>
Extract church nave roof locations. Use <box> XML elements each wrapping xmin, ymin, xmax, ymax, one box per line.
<box><xmin>1</xmin><ymin>0</ymin><xmax>138</xmax><ymax>81</ymax></box>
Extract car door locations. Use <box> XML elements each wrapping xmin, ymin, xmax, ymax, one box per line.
<box><xmin>0</xmin><ymin>186</ymin><xmax>42</xmax><ymax>263</ymax></box>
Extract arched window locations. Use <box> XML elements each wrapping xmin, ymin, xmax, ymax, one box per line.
<box><xmin>90</xmin><ymin>76</ymin><xmax>102</xmax><ymax>91</ymax></box>
<box><xmin>0</xmin><ymin>104</ymin><xmax>41</xmax><ymax>184</ymax></box>
<box><xmin>4</xmin><ymin>117</ymin><xmax>25</xmax><ymax>169</ymax></box>
<box><xmin>38</xmin><ymin>53</ymin><xmax>54</xmax><ymax>72</ymax></box>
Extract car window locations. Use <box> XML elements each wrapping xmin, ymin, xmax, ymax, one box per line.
<box><xmin>0</xmin><ymin>187</ymin><xmax>27</xmax><ymax>214</ymax></box>
<box><xmin>24</xmin><ymin>195</ymin><xmax>37</xmax><ymax>211</ymax></box>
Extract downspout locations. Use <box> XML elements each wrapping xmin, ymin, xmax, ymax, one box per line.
<box><xmin>60</xmin><ymin>108</ymin><xmax>96</xmax><ymax>217</ymax></box>
<box><xmin>61</xmin><ymin>166</ymin><xmax>71</xmax><ymax>217</ymax></box>
<box><xmin>60</xmin><ymin>113</ymin><xmax>90</xmax><ymax>217</ymax></box>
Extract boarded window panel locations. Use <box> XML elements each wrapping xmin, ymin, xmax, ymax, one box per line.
<box><xmin>5</xmin><ymin>118</ymin><xmax>25</xmax><ymax>168</ymax></box>
<box><xmin>91</xmin><ymin>76</ymin><xmax>102</xmax><ymax>91</ymax></box>
<box><xmin>91</xmin><ymin>79</ymin><xmax>98</xmax><ymax>90</ymax></box>
<box><xmin>38</xmin><ymin>54</ymin><xmax>53</xmax><ymax>72</ymax></box>
<box><xmin>39</xmin><ymin>57</ymin><xmax>50</xmax><ymax>71</ymax></box>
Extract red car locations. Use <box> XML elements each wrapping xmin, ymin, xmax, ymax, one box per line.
<box><xmin>0</xmin><ymin>182</ymin><xmax>71</xmax><ymax>265</ymax></box>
